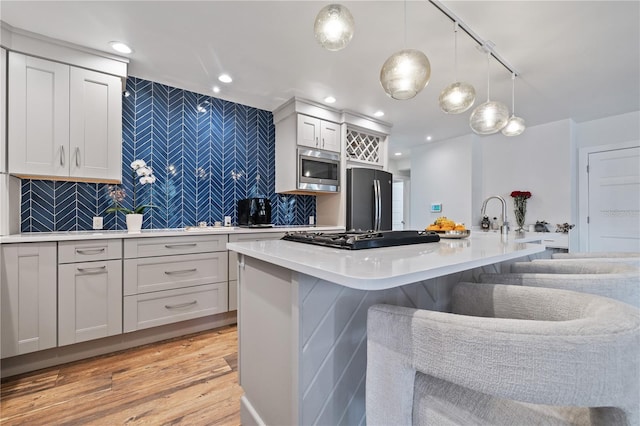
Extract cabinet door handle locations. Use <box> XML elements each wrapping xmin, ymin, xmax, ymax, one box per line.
<box><xmin>322</xmin><ymin>137</ymin><xmax>325</xmax><ymax>148</ymax></box>
<box><xmin>164</xmin><ymin>243</ymin><xmax>197</xmax><ymax>249</ymax></box>
<box><xmin>76</xmin><ymin>265</ymin><xmax>107</xmax><ymax>274</ymax></box>
<box><xmin>76</xmin><ymin>248</ymin><xmax>106</xmax><ymax>255</ymax></box>
<box><xmin>75</xmin><ymin>147</ymin><xmax>80</xmax><ymax>167</ymax></box>
<box><xmin>164</xmin><ymin>268</ymin><xmax>197</xmax><ymax>275</ymax></box>
<box><xmin>165</xmin><ymin>300</ymin><xmax>197</xmax><ymax>309</ymax></box>
<box><xmin>60</xmin><ymin>145</ymin><xmax>65</xmax><ymax>166</ymax></box>
<box><xmin>315</xmin><ymin>137</ymin><xmax>319</xmax><ymax>147</ymax></box>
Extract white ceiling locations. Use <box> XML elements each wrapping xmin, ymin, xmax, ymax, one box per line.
<box><xmin>1</xmin><ymin>1</ymin><xmax>638</xmax><ymax>155</ymax></box>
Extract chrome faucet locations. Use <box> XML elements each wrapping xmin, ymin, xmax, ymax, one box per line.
<box><xmin>481</xmin><ymin>195</ymin><xmax>509</xmax><ymax>235</ymax></box>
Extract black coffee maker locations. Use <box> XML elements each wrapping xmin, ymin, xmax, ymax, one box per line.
<box><xmin>237</xmin><ymin>198</ymin><xmax>272</xmax><ymax>227</ymax></box>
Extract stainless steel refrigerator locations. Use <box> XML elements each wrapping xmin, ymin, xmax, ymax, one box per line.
<box><xmin>346</xmin><ymin>168</ymin><xmax>392</xmax><ymax>231</ymax></box>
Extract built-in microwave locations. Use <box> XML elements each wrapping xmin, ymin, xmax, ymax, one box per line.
<box><xmin>298</xmin><ymin>148</ymin><xmax>340</xmax><ymax>192</ymax></box>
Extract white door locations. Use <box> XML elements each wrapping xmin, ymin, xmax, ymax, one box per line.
<box><xmin>392</xmin><ymin>181</ymin><xmax>404</xmax><ymax>230</ymax></box>
<box><xmin>587</xmin><ymin>146</ymin><xmax>640</xmax><ymax>252</ymax></box>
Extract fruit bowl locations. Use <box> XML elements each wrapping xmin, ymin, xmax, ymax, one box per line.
<box><xmin>436</xmin><ymin>229</ymin><xmax>471</xmax><ymax>239</ymax></box>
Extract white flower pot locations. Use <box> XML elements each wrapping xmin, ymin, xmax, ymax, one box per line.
<box><xmin>126</xmin><ymin>214</ymin><xmax>143</xmax><ymax>233</ymax></box>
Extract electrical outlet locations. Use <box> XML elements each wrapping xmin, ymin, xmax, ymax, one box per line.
<box><xmin>93</xmin><ymin>216</ymin><xmax>103</xmax><ymax>230</ymax></box>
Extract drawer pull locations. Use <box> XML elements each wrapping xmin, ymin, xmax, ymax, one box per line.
<box><xmin>77</xmin><ymin>266</ymin><xmax>107</xmax><ymax>274</ymax></box>
<box><xmin>75</xmin><ymin>248</ymin><xmax>106</xmax><ymax>255</ymax></box>
<box><xmin>165</xmin><ymin>300</ymin><xmax>197</xmax><ymax>309</ymax></box>
<box><xmin>164</xmin><ymin>243</ymin><xmax>198</xmax><ymax>249</ymax></box>
<box><xmin>164</xmin><ymin>268</ymin><xmax>197</xmax><ymax>275</ymax></box>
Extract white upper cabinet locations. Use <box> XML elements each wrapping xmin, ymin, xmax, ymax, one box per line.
<box><xmin>297</xmin><ymin>114</ymin><xmax>341</xmax><ymax>152</ymax></box>
<box><xmin>69</xmin><ymin>67</ymin><xmax>122</xmax><ymax>181</ymax></box>
<box><xmin>8</xmin><ymin>53</ymin><xmax>70</xmax><ymax>177</ymax></box>
<box><xmin>8</xmin><ymin>52</ymin><xmax>122</xmax><ymax>183</ymax></box>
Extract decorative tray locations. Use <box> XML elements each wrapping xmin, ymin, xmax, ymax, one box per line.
<box><xmin>436</xmin><ymin>230</ymin><xmax>471</xmax><ymax>239</ymax></box>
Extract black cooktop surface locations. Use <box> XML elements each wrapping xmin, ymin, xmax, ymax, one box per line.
<box><xmin>281</xmin><ymin>230</ymin><xmax>440</xmax><ymax>250</ymax></box>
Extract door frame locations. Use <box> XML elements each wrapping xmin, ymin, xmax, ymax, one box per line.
<box><xmin>578</xmin><ymin>140</ymin><xmax>640</xmax><ymax>251</ymax></box>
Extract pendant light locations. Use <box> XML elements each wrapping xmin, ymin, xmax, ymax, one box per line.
<box><xmin>502</xmin><ymin>73</ymin><xmax>526</xmax><ymax>136</ymax></box>
<box><xmin>314</xmin><ymin>4</ymin><xmax>355</xmax><ymax>51</ymax></box>
<box><xmin>380</xmin><ymin>1</ymin><xmax>431</xmax><ymax>100</ymax></box>
<box><xmin>469</xmin><ymin>51</ymin><xmax>509</xmax><ymax>134</ymax></box>
<box><xmin>438</xmin><ymin>22</ymin><xmax>475</xmax><ymax>114</ymax></box>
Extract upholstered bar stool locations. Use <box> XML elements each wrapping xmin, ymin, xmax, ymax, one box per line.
<box><xmin>479</xmin><ymin>260</ymin><xmax>640</xmax><ymax>307</ymax></box>
<box><xmin>366</xmin><ymin>283</ymin><xmax>640</xmax><ymax>426</ymax></box>
<box><xmin>551</xmin><ymin>252</ymin><xmax>640</xmax><ymax>266</ymax></box>
<box><xmin>552</xmin><ymin>251</ymin><xmax>640</xmax><ymax>259</ymax></box>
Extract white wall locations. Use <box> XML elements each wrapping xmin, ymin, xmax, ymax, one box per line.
<box><xmin>406</xmin><ymin>111</ymin><xmax>640</xmax><ymax>249</ymax></box>
<box><xmin>410</xmin><ymin>134</ymin><xmax>474</xmax><ymax>230</ymax></box>
<box><xmin>575</xmin><ymin>111</ymin><xmax>640</xmax><ymax>149</ymax></box>
<box><xmin>479</xmin><ymin>119</ymin><xmax>573</xmax><ymax>229</ymax></box>
<box><xmin>409</xmin><ymin>121</ymin><xmax>573</xmax><ymax>231</ymax></box>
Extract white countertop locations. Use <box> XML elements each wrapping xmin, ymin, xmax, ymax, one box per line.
<box><xmin>227</xmin><ymin>231</ymin><xmax>546</xmax><ymax>290</ymax></box>
<box><xmin>489</xmin><ymin>229</ymin><xmax>569</xmax><ymax>249</ymax></box>
<box><xmin>0</xmin><ymin>225</ymin><xmax>343</xmax><ymax>244</ymax></box>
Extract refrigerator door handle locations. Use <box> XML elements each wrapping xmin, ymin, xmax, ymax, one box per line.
<box><xmin>374</xmin><ymin>179</ymin><xmax>381</xmax><ymax>231</ymax></box>
<box><xmin>373</xmin><ymin>179</ymin><xmax>378</xmax><ymax>231</ymax></box>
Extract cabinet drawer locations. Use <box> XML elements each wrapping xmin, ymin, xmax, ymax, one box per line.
<box><xmin>123</xmin><ymin>283</ymin><xmax>228</xmax><ymax>332</ymax></box>
<box><xmin>58</xmin><ymin>239</ymin><xmax>122</xmax><ymax>263</ymax></box>
<box><xmin>124</xmin><ymin>252</ymin><xmax>228</xmax><ymax>296</ymax></box>
<box><xmin>124</xmin><ymin>235</ymin><xmax>227</xmax><ymax>258</ymax></box>
<box><xmin>228</xmin><ymin>232</ymin><xmax>285</xmax><ymax>280</ymax></box>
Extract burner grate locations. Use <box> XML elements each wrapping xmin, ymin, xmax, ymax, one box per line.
<box><xmin>282</xmin><ymin>230</ymin><xmax>440</xmax><ymax>250</ymax></box>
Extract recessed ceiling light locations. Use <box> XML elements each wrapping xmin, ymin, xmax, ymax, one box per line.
<box><xmin>218</xmin><ymin>74</ymin><xmax>232</xmax><ymax>83</ymax></box>
<box><xmin>374</xmin><ymin>111</ymin><xmax>385</xmax><ymax>117</ymax></box>
<box><xmin>324</xmin><ymin>96</ymin><xmax>336</xmax><ymax>104</ymax></box>
<box><xmin>213</xmin><ymin>86</ymin><xmax>221</xmax><ymax>93</ymax></box>
<box><xmin>426</xmin><ymin>136</ymin><xmax>432</xmax><ymax>141</ymax></box>
<box><xmin>394</xmin><ymin>152</ymin><xmax>402</xmax><ymax>156</ymax></box>
<box><xmin>109</xmin><ymin>41</ymin><xmax>133</xmax><ymax>54</ymax></box>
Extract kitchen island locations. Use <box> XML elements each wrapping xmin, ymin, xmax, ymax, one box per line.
<box><xmin>227</xmin><ymin>232</ymin><xmax>546</xmax><ymax>426</ymax></box>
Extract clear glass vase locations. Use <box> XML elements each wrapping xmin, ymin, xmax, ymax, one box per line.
<box><xmin>513</xmin><ymin>198</ymin><xmax>527</xmax><ymax>232</ymax></box>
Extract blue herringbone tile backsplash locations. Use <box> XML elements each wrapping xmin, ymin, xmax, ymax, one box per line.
<box><xmin>20</xmin><ymin>76</ymin><xmax>315</xmax><ymax>232</ymax></box>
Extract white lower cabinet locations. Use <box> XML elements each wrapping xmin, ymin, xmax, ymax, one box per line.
<box><xmin>123</xmin><ymin>235</ymin><xmax>229</xmax><ymax>332</ymax></box>
<box><xmin>57</xmin><ymin>240</ymin><xmax>123</xmax><ymax>346</ymax></box>
<box><xmin>228</xmin><ymin>232</ymin><xmax>286</xmax><ymax>311</ymax></box>
<box><xmin>1</xmin><ymin>242</ymin><xmax>57</xmax><ymax>358</ymax></box>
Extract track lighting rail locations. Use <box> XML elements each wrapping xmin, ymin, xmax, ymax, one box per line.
<box><xmin>428</xmin><ymin>0</ymin><xmax>519</xmax><ymax>76</ymax></box>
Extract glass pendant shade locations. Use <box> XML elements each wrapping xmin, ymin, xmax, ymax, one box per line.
<box><xmin>469</xmin><ymin>101</ymin><xmax>510</xmax><ymax>134</ymax></box>
<box><xmin>502</xmin><ymin>73</ymin><xmax>526</xmax><ymax>136</ymax></box>
<box><xmin>380</xmin><ymin>49</ymin><xmax>431</xmax><ymax>100</ymax></box>
<box><xmin>439</xmin><ymin>82</ymin><xmax>476</xmax><ymax>113</ymax></box>
<box><xmin>502</xmin><ymin>115</ymin><xmax>526</xmax><ymax>136</ymax></box>
<box><xmin>313</xmin><ymin>4</ymin><xmax>355</xmax><ymax>51</ymax></box>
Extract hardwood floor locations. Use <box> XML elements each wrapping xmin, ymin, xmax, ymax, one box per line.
<box><xmin>0</xmin><ymin>325</ymin><xmax>242</xmax><ymax>425</ymax></box>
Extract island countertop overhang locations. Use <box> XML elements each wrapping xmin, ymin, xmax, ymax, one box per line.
<box><xmin>227</xmin><ymin>233</ymin><xmax>546</xmax><ymax>290</ymax></box>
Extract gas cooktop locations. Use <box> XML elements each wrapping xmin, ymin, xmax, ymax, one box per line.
<box><xmin>281</xmin><ymin>230</ymin><xmax>440</xmax><ymax>250</ymax></box>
